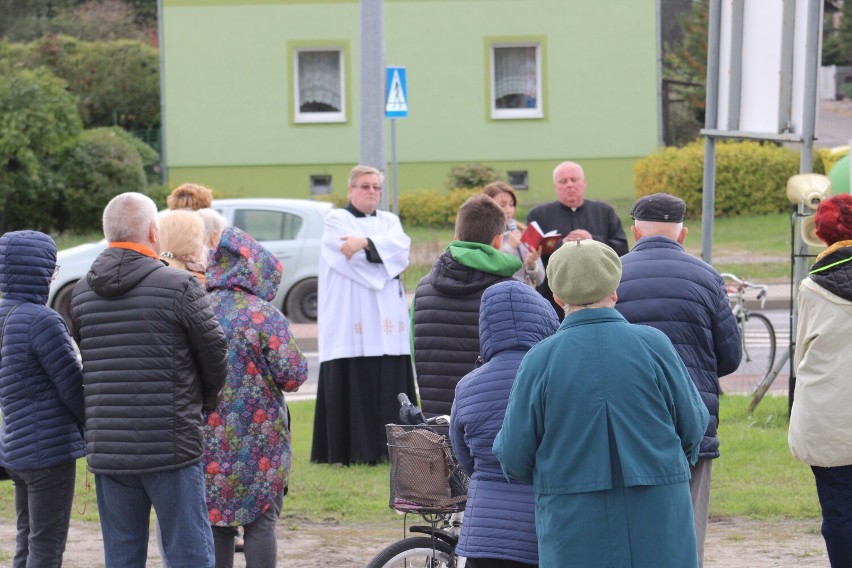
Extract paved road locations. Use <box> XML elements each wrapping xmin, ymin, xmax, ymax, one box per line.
<box><xmin>720</xmin><ymin>307</ymin><xmax>792</xmax><ymax>396</ymax></box>
<box><xmin>816</xmin><ymin>99</ymin><xmax>852</xmax><ymax>148</ymax></box>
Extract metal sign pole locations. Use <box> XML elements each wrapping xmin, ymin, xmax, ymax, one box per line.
<box><xmin>360</xmin><ymin>0</ymin><xmax>387</xmax><ymax>210</ymax></box>
<box><xmin>385</xmin><ymin>66</ymin><xmax>408</xmax><ymax>215</ymax></box>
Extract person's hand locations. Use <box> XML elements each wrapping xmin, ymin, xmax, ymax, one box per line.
<box><xmin>564</xmin><ymin>229</ymin><xmax>592</xmax><ymax>242</ymax></box>
<box><xmin>507</xmin><ymin>229</ymin><xmax>523</xmax><ymax>249</ymax></box>
<box><xmin>340</xmin><ymin>236</ymin><xmax>368</xmax><ymax>259</ymax></box>
<box><xmin>525</xmin><ymin>246</ymin><xmax>541</xmax><ymax>268</ymax></box>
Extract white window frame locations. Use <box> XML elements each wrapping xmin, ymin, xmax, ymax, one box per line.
<box><xmin>490</xmin><ymin>42</ymin><xmax>543</xmax><ymax>120</ymax></box>
<box><xmin>294</xmin><ymin>47</ymin><xmax>346</xmax><ymax>124</ymax></box>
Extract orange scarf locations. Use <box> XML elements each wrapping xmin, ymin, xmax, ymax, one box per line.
<box><xmin>109</xmin><ymin>242</ymin><xmax>159</xmax><ymax>260</ymax></box>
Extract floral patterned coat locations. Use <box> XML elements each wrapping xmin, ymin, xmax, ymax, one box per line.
<box><xmin>203</xmin><ymin>227</ymin><xmax>308</xmax><ymax>526</ymax></box>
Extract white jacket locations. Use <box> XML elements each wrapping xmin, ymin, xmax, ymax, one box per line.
<box><xmin>789</xmin><ymin>277</ymin><xmax>852</xmax><ymax>467</ymax></box>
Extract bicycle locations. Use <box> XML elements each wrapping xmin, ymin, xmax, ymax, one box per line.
<box><xmin>720</xmin><ymin>273</ymin><xmax>778</xmax><ymax>409</ymax></box>
<box><xmin>365</xmin><ymin>395</ymin><xmax>469</xmax><ymax>568</ymax></box>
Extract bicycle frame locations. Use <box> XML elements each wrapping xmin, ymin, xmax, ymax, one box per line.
<box><xmin>721</xmin><ymin>273</ymin><xmax>785</xmax><ymax>412</ymax></box>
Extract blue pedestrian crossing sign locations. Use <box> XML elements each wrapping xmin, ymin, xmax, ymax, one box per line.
<box><xmin>385</xmin><ymin>66</ymin><xmax>409</xmax><ymax>118</ymax></box>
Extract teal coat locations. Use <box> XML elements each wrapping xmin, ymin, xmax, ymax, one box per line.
<box><xmin>493</xmin><ymin>308</ymin><xmax>708</xmax><ymax>567</ymax></box>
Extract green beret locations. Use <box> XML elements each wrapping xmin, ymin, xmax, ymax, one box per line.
<box><xmin>546</xmin><ymin>239</ymin><xmax>622</xmax><ymax>306</ymax></box>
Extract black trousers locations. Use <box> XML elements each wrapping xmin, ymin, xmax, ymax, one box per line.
<box><xmin>812</xmin><ymin>464</ymin><xmax>852</xmax><ymax>567</ymax></box>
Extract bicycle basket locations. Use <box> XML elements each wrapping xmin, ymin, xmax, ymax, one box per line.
<box><xmin>386</xmin><ymin>424</ymin><xmax>469</xmax><ymax>514</ymax></box>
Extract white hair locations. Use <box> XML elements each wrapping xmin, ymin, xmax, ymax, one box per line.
<box><xmin>633</xmin><ymin>219</ymin><xmax>684</xmax><ymax>241</ymax></box>
<box><xmin>195</xmin><ymin>208</ymin><xmax>229</xmax><ymax>249</ymax></box>
<box><xmin>102</xmin><ymin>192</ymin><xmax>158</xmax><ymax>243</ymax></box>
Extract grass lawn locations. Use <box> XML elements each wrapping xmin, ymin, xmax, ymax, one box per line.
<box><xmin>0</xmin><ymin>395</ymin><xmax>819</xmax><ymax>526</ymax></box>
<box><xmin>401</xmin><ymin>210</ymin><xmax>801</xmax><ymax>287</ymax></box>
<box><xmin>714</xmin><ymin>394</ymin><xmax>819</xmax><ymax>519</ymax></box>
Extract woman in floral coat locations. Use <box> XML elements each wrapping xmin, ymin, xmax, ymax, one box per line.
<box><xmin>204</xmin><ymin>226</ymin><xmax>308</xmax><ymax>568</ymax></box>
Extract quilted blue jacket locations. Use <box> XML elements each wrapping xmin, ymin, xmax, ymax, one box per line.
<box><xmin>450</xmin><ymin>280</ymin><xmax>558</xmax><ymax>564</ymax></box>
<box><xmin>0</xmin><ymin>231</ymin><xmax>85</xmax><ymax>471</ymax></box>
<box><xmin>615</xmin><ymin>236</ymin><xmax>742</xmax><ymax>458</ymax></box>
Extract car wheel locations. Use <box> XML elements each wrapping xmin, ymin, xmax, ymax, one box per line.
<box><xmin>285</xmin><ymin>278</ymin><xmax>318</xmax><ymax>323</ymax></box>
<box><xmin>52</xmin><ymin>282</ymin><xmax>78</xmax><ymax>333</ymax></box>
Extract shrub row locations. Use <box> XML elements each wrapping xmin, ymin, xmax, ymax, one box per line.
<box><xmin>397</xmin><ymin>189</ymin><xmax>479</xmax><ymax>228</ymax></box>
<box><xmin>633</xmin><ymin>140</ymin><xmax>829</xmax><ymax>218</ymax></box>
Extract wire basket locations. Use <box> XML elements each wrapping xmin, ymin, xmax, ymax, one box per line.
<box><xmin>386</xmin><ymin>423</ymin><xmax>469</xmax><ymax>514</ymax></box>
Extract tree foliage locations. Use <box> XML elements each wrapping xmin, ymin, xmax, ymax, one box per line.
<box><xmin>0</xmin><ymin>62</ymin><xmax>83</xmax><ymax>232</ymax></box>
<box><xmin>822</xmin><ymin>0</ymin><xmax>852</xmax><ymax>65</ymax></box>
<box><xmin>1</xmin><ymin>34</ymin><xmax>160</xmax><ymax>129</ymax></box>
<box><xmin>0</xmin><ymin>0</ymin><xmax>156</xmax><ymax>43</ymax></box>
<box><xmin>663</xmin><ymin>0</ymin><xmax>708</xmax><ymax>125</ymax></box>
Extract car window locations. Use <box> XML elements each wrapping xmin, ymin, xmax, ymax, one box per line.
<box><xmin>232</xmin><ymin>209</ymin><xmax>303</xmax><ymax>241</ymax></box>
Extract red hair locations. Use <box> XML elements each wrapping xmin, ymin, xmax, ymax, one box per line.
<box><xmin>815</xmin><ymin>193</ymin><xmax>852</xmax><ymax>246</ymax></box>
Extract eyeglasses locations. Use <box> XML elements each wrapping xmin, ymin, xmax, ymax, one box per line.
<box><xmin>356</xmin><ymin>184</ymin><xmax>382</xmax><ymax>192</ymax></box>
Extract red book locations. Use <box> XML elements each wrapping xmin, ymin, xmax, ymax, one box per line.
<box><xmin>520</xmin><ymin>221</ymin><xmax>562</xmax><ymax>255</ymax></box>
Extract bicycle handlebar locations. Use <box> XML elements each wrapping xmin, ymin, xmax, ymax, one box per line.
<box><xmin>720</xmin><ymin>272</ymin><xmax>768</xmax><ymax>309</ymax></box>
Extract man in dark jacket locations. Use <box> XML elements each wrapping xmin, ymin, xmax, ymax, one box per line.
<box><xmin>527</xmin><ymin>161</ymin><xmax>628</xmax><ymax>317</ymax></box>
<box><xmin>615</xmin><ymin>193</ymin><xmax>742</xmax><ymax>568</ymax></box>
<box><xmin>71</xmin><ymin>192</ymin><xmax>228</xmax><ymax>568</ymax></box>
<box><xmin>413</xmin><ymin>194</ymin><xmax>521</xmax><ymax>416</ymax></box>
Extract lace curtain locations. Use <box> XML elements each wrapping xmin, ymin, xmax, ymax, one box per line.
<box><xmin>298</xmin><ymin>51</ymin><xmax>342</xmax><ymax>112</ymax></box>
<box><xmin>493</xmin><ymin>46</ymin><xmax>537</xmax><ymax>109</ymax></box>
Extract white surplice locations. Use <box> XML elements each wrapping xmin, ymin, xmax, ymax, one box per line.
<box><xmin>318</xmin><ymin>208</ymin><xmax>411</xmax><ymax>363</ymax></box>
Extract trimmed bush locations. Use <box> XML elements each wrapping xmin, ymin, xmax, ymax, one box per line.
<box><xmin>446</xmin><ymin>163</ymin><xmax>502</xmax><ymax>190</ymax></box>
<box><xmin>633</xmin><ymin>140</ymin><xmax>828</xmax><ymax>218</ymax></box>
<box><xmin>398</xmin><ymin>188</ymin><xmax>478</xmax><ymax>228</ymax></box>
<box><xmin>0</xmin><ymin>62</ymin><xmax>83</xmax><ymax>232</ymax></box>
<box><xmin>61</xmin><ymin>127</ymin><xmax>147</xmax><ymax>233</ymax></box>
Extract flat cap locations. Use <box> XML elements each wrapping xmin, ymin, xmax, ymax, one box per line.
<box><xmin>546</xmin><ymin>239</ymin><xmax>622</xmax><ymax>306</ymax></box>
<box><xmin>630</xmin><ymin>193</ymin><xmax>686</xmax><ymax>223</ymax></box>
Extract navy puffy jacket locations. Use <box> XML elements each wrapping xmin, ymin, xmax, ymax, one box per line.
<box><xmin>450</xmin><ymin>280</ymin><xmax>559</xmax><ymax>563</ymax></box>
<box><xmin>615</xmin><ymin>236</ymin><xmax>742</xmax><ymax>458</ymax></box>
<box><xmin>0</xmin><ymin>231</ymin><xmax>85</xmax><ymax>470</ymax></box>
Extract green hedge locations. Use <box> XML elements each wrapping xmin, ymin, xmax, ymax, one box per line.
<box><xmin>61</xmin><ymin>127</ymin><xmax>148</xmax><ymax>233</ymax></box>
<box><xmin>633</xmin><ymin>140</ymin><xmax>829</xmax><ymax>218</ymax></box>
<box><xmin>398</xmin><ymin>188</ymin><xmax>478</xmax><ymax>228</ymax></box>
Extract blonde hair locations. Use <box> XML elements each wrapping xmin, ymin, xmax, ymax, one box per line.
<box><xmin>348</xmin><ymin>165</ymin><xmax>385</xmax><ymax>187</ymax></box>
<box><xmin>158</xmin><ymin>210</ymin><xmax>207</xmax><ymax>272</ymax></box>
<box><xmin>167</xmin><ymin>183</ymin><xmax>214</xmax><ymax>211</ymax></box>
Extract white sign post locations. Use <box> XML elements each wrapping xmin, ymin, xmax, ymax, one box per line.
<box><xmin>386</xmin><ymin>67</ymin><xmax>408</xmax><ymax>214</ymax></box>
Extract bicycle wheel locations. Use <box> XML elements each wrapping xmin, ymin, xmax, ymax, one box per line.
<box><xmin>737</xmin><ymin>311</ymin><xmax>776</xmax><ymax>389</ymax></box>
<box><xmin>366</xmin><ymin>536</ymin><xmax>456</xmax><ymax>568</ymax></box>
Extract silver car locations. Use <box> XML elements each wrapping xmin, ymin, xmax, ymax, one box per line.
<box><xmin>48</xmin><ymin>198</ymin><xmax>333</xmax><ymax>328</ymax></box>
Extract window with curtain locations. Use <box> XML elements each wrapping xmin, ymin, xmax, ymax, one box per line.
<box><xmin>295</xmin><ymin>48</ymin><xmax>345</xmax><ymax>123</ymax></box>
<box><xmin>491</xmin><ymin>43</ymin><xmax>543</xmax><ymax>119</ymax></box>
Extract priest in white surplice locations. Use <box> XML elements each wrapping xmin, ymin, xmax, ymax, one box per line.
<box><xmin>310</xmin><ymin>165</ymin><xmax>418</xmax><ymax>465</ymax></box>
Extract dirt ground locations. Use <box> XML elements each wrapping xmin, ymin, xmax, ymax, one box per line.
<box><xmin>0</xmin><ymin>516</ymin><xmax>829</xmax><ymax>567</ymax></box>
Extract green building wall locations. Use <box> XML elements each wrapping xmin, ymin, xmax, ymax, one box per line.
<box><xmin>162</xmin><ymin>0</ymin><xmax>660</xmax><ymax>206</ymax></box>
